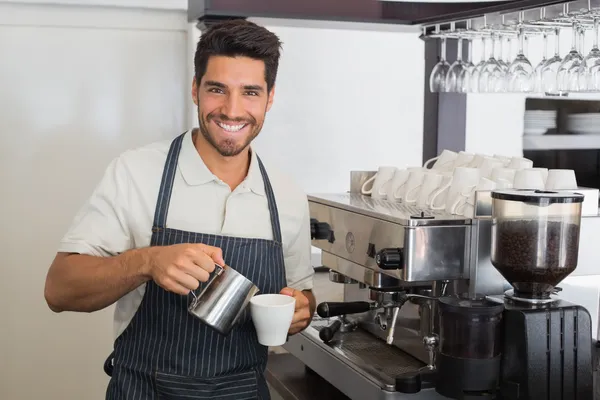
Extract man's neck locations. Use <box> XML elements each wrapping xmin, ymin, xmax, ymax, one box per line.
<box><xmin>192</xmin><ymin>129</ymin><xmax>250</xmax><ymax>191</ymax></box>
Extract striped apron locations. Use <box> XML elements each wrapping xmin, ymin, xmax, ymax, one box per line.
<box><xmin>105</xmin><ymin>132</ymin><xmax>287</xmax><ymax>400</ymax></box>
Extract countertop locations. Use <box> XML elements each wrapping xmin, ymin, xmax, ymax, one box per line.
<box><xmin>266</xmin><ymin>353</ymin><xmax>350</xmax><ymax>400</ymax></box>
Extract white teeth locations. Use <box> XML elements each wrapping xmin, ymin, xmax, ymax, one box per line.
<box><xmin>216</xmin><ymin>122</ymin><xmax>246</xmax><ymax>132</ymax></box>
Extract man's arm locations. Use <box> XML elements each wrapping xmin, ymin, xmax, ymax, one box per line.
<box><xmin>45</xmin><ymin>250</ymin><xmax>152</xmax><ymax>313</ymax></box>
<box><xmin>45</xmin><ymin>244</ymin><xmax>224</xmax><ymax>313</ymax></box>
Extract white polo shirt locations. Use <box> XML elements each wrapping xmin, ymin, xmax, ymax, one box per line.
<box><xmin>58</xmin><ymin>130</ymin><xmax>314</xmax><ymax>339</ymax></box>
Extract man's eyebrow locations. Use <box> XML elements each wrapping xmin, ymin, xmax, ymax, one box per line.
<box><xmin>204</xmin><ymin>80</ymin><xmax>226</xmax><ymax>88</ymax></box>
<box><xmin>204</xmin><ymin>80</ymin><xmax>264</xmax><ymax>92</ymax></box>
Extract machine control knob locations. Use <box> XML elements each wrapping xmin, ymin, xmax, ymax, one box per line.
<box><xmin>310</xmin><ymin>218</ymin><xmax>331</xmax><ymax>241</ymax></box>
<box><xmin>376</xmin><ymin>248</ymin><xmax>403</xmax><ymax>270</ymax></box>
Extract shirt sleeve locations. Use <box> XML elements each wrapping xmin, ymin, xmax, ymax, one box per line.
<box><xmin>57</xmin><ymin>155</ymin><xmax>133</xmax><ymax>257</ymax></box>
<box><xmin>284</xmin><ymin>197</ymin><xmax>315</xmax><ymax>291</ymax></box>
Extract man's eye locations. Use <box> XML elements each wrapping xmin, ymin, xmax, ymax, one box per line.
<box><xmin>209</xmin><ymin>88</ymin><xmax>224</xmax><ymax>94</ymax></box>
<box><xmin>246</xmin><ymin>91</ymin><xmax>259</xmax><ymax>96</ymax></box>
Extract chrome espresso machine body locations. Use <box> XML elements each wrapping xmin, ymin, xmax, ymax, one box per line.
<box><xmin>283</xmin><ymin>171</ymin><xmax>600</xmax><ymax>400</ymax></box>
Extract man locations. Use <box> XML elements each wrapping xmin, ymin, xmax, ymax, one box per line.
<box><xmin>44</xmin><ymin>19</ymin><xmax>315</xmax><ymax>400</ymax></box>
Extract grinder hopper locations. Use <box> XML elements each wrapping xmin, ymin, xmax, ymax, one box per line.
<box><xmin>490</xmin><ymin>189</ymin><xmax>584</xmax><ymax>300</ymax></box>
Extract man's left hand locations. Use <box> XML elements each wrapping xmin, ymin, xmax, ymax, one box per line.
<box><xmin>280</xmin><ymin>287</ymin><xmax>315</xmax><ymax>335</ymax></box>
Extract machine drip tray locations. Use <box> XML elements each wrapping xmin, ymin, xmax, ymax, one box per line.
<box><xmin>308</xmin><ymin>317</ymin><xmax>425</xmax><ymax>390</ymax></box>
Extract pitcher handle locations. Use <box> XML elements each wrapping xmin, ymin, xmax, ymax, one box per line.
<box><xmin>189</xmin><ymin>264</ymin><xmax>225</xmax><ymax>303</ymax></box>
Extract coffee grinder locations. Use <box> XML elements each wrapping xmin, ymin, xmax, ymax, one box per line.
<box><xmin>435</xmin><ymin>189</ymin><xmax>594</xmax><ymax>399</ymax></box>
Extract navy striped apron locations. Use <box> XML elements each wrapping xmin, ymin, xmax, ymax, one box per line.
<box><xmin>105</xmin><ymin>132</ymin><xmax>287</xmax><ymax>400</ymax></box>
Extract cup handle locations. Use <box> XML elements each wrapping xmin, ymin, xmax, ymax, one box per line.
<box><xmin>394</xmin><ymin>182</ymin><xmax>407</xmax><ymax>200</ymax></box>
<box><xmin>423</xmin><ymin>156</ymin><xmax>439</xmax><ymax>169</ymax></box>
<box><xmin>429</xmin><ymin>180</ymin><xmax>452</xmax><ymax>210</ymax></box>
<box><xmin>405</xmin><ymin>184</ymin><xmax>422</xmax><ymax>203</ymax></box>
<box><xmin>450</xmin><ymin>186</ymin><xmax>475</xmax><ymax>214</ymax></box>
<box><xmin>361</xmin><ymin>174</ymin><xmax>377</xmax><ymax>195</ymax></box>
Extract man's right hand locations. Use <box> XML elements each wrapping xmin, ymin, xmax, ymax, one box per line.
<box><xmin>147</xmin><ymin>243</ymin><xmax>225</xmax><ymax>295</ymax></box>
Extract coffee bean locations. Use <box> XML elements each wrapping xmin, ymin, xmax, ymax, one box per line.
<box><xmin>492</xmin><ymin>220</ymin><xmax>580</xmax><ymax>297</ymax></box>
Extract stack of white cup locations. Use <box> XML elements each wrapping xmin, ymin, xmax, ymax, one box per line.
<box><xmin>361</xmin><ymin>149</ymin><xmax>578</xmax><ymax>218</ymax></box>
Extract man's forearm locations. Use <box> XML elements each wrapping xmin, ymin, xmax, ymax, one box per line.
<box><xmin>44</xmin><ymin>249</ymin><xmax>152</xmax><ymax>313</ymax></box>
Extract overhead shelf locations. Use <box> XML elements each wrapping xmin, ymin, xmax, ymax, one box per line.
<box><xmin>523</xmin><ymin>134</ymin><xmax>600</xmax><ymax>150</ymax></box>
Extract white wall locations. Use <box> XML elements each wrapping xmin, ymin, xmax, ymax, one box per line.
<box><xmin>189</xmin><ymin>19</ymin><xmax>426</xmax><ymax>194</ymax></box>
<box><xmin>0</xmin><ymin>3</ymin><xmax>188</xmax><ymax>399</ymax></box>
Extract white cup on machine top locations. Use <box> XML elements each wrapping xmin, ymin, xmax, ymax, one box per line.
<box><xmin>493</xmin><ymin>154</ymin><xmax>512</xmax><ymax>166</ymax></box>
<box><xmin>545</xmin><ymin>169</ymin><xmax>578</xmax><ymax>190</ymax></box>
<box><xmin>478</xmin><ymin>157</ymin><xmax>506</xmax><ymax>179</ymax></box>
<box><xmin>361</xmin><ymin>166</ymin><xmax>397</xmax><ymax>199</ymax></box>
<box><xmin>429</xmin><ymin>171</ymin><xmax>453</xmax><ymax>209</ymax></box>
<box><xmin>430</xmin><ymin>167</ymin><xmax>480</xmax><ymax>213</ymax></box>
<box><xmin>423</xmin><ymin>149</ymin><xmax>458</xmax><ymax>171</ymax></box>
<box><xmin>454</xmin><ymin>177</ymin><xmax>497</xmax><ymax>217</ymax></box>
<box><xmin>388</xmin><ymin>168</ymin><xmax>411</xmax><ymax>201</ymax></box>
<box><xmin>490</xmin><ymin>167</ymin><xmax>517</xmax><ymax>189</ymax></box>
<box><xmin>401</xmin><ymin>169</ymin><xmax>428</xmax><ymax>204</ymax></box>
<box><xmin>416</xmin><ymin>171</ymin><xmax>444</xmax><ymax>208</ymax></box>
<box><xmin>452</xmin><ymin>151</ymin><xmax>475</xmax><ymax>168</ymax></box>
<box><xmin>250</xmin><ymin>294</ymin><xmax>295</xmax><ymax>347</ymax></box>
<box><xmin>524</xmin><ymin>167</ymin><xmax>548</xmax><ymax>184</ymax></box>
<box><xmin>507</xmin><ymin>157</ymin><xmax>534</xmax><ymax>170</ymax></box>
<box><xmin>513</xmin><ymin>169</ymin><xmax>545</xmax><ymax>190</ymax></box>
<box><xmin>391</xmin><ymin>167</ymin><xmax>424</xmax><ymax>201</ymax></box>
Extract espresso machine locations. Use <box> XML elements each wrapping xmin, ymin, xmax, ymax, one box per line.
<box><xmin>283</xmin><ymin>172</ymin><xmax>600</xmax><ymax>400</ymax></box>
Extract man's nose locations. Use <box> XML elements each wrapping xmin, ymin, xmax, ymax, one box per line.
<box><xmin>222</xmin><ymin>94</ymin><xmax>244</xmax><ymax>120</ymax></box>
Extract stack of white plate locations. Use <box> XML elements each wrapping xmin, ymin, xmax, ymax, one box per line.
<box><xmin>566</xmin><ymin>113</ymin><xmax>600</xmax><ymax>135</ymax></box>
<box><xmin>524</xmin><ymin>110</ymin><xmax>557</xmax><ymax>136</ymax></box>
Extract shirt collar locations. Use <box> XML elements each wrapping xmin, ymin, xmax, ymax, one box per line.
<box><xmin>178</xmin><ymin>130</ymin><xmax>266</xmax><ymax>196</ymax></box>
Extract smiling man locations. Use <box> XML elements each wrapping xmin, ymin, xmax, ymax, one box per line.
<box><xmin>43</xmin><ymin>20</ymin><xmax>315</xmax><ymax>400</ymax></box>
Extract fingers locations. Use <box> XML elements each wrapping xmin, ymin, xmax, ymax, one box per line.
<box><xmin>197</xmin><ymin>244</ymin><xmax>225</xmax><ymax>266</ymax></box>
<box><xmin>161</xmin><ymin>276</ymin><xmax>193</xmax><ymax>296</ymax></box>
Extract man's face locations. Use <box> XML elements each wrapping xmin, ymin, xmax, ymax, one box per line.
<box><xmin>192</xmin><ymin>55</ymin><xmax>275</xmax><ymax>157</ymax></box>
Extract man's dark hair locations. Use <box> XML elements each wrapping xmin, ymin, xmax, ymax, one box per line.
<box><xmin>194</xmin><ymin>19</ymin><xmax>283</xmax><ymax>92</ymax></box>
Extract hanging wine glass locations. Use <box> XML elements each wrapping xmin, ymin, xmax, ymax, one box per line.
<box><xmin>479</xmin><ymin>33</ymin><xmax>505</xmax><ymax>92</ymax></box>
<box><xmin>446</xmin><ymin>37</ymin><xmax>468</xmax><ymax>92</ymax></box>
<box><xmin>556</xmin><ymin>21</ymin><xmax>583</xmax><ymax>92</ymax></box>
<box><xmin>470</xmin><ymin>36</ymin><xmax>487</xmax><ymax>93</ymax></box>
<box><xmin>541</xmin><ymin>27</ymin><xmax>563</xmax><ymax>93</ymax></box>
<box><xmin>457</xmin><ymin>39</ymin><xmax>475</xmax><ymax>93</ymax></box>
<box><xmin>534</xmin><ymin>32</ymin><xmax>550</xmax><ymax>92</ymax></box>
<box><xmin>578</xmin><ymin>17</ymin><xmax>600</xmax><ymax>91</ymax></box>
<box><xmin>507</xmin><ymin>24</ymin><xmax>534</xmax><ymax>92</ymax></box>
<box><xmin>430</xmin><ymin>36</ymin><xmax>451</xmax><ymax>92</ymax></box>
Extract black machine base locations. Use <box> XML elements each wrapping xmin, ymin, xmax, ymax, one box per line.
<box><xmin>435</xmin><ymin>353</ymin><xmax>500</xmax><ymax>399</ymax></box>
<box><xmin>499</xmin><ymin>299</ymin><xmax>594</xmax><ymax>400</ymax></box>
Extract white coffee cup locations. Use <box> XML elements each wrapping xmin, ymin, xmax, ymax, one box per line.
<box><xmin>452</xmin><ymin>177</ymin><xmax>496</xmax><ymax>216</ymax></box>
<box><xmin>478</xmin><ymin>157</ymin><xmax>506</xmax><ymax>179</ymax></box>
<box><xmin>391</xmin><ymin>167</ymin><xmax>424</xmax><ymax>201</ymax></box>
<box><xmin>361</xmin><ymin>166</ymin><xmax>397</xmax><ymax>199</ymax></box>
<box><xmin>423</xmin><ymin>149</ymin><xmax>458</xmax><ymax>171</ymax></box>
<box><xmin>431</xmin><ymin>167</ymin><xmax>480</xmax><ymax>213</ymax></box>
<box><xmin>452</xmin><ymin>151</ymin><xmax>475</xmax><ymax>168</ymax></box>
<box><xmin>388</xmin><ymin>168</ymin><xmax>411</xmax><ymax>202</ymax></box>
<box><xmin>429</xmin><ymin>172</ymin><xmax>454</xmax><ymax>210</ymax></box>
<box><xmin>467</xmin><ymin>153</ymin><xmax>490</xmax><ymax>168</ymax></box>
<box><xmin>491</xmin><ymin>167</ymin><xmax>517</xmax><ymax>189</ymax></box>
<box><xmin>545</xmin><ymin>169</ymin><xmax>578</xmax><ymax>190</ymax></box>
<box><xmin>507</xmin><ymin>157</ymin><xmax>534</xmax><ymax>170</ymax></box>
<box><xmin>402</xmin><ymin>169</ymin><xmax>428</xmax><ymax>203</ymax></box>
<box><xmin>513</xmin><ymin>169</ymin><xmax>545</xmax><ymax>190</ymax></box>
<box><xmin>493</xmin><ymin>155</ymin><xmax>512</xmax><ymax>166</ymax></box>
<box><xmin>416</xmin><ymin>171</ymin><xmax>444</xmax><ymax>208</ymax></box>
<box><xmin>524</xmin><ymin>167</ymin><xmax>548</xmax><ymax>184</ymax></box>
<box><xmin>250</xmin><ymin>294</ymin><xmax>296</xmax><ymax>347</ymax></box>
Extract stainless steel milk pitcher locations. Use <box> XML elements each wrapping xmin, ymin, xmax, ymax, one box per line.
<box><xmin>188</xmin><ymin>264</ymin><xmax>259</xmax><ymax>335</ymax></box>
